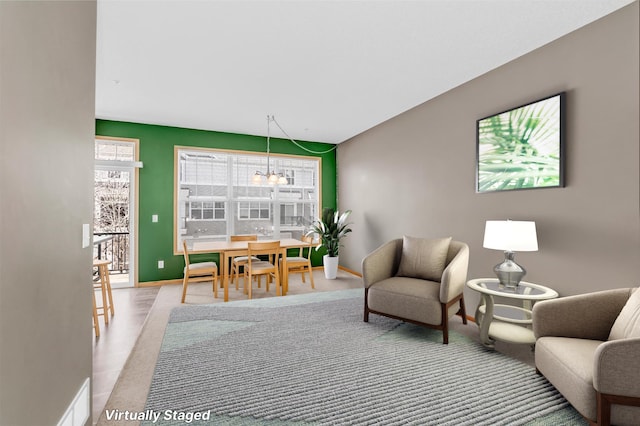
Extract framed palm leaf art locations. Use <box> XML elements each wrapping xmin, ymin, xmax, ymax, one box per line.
<box><xmin>476</xmin><ymin>92</ymin><xmax>566</xmax><ymax>193</ymax></box>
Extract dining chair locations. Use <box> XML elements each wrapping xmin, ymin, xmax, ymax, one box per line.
<box><xmin>243</xmin><ymin>240</ymin><xmax>281</xmax><ymax>299</ymax></box>
<box><xmin>230</xmin><ymin>234</ymin><xmax>259</xmax><ymax>289</ymax></box>
<box><xmin>281</xmin><ymin>235</ymin><xmax>315</xmax><ymax>290</ymax></box>
<box><xmin>181</xmin><ymin>240</ymin><xmax>219</xmax><ymax>303</ymax></box>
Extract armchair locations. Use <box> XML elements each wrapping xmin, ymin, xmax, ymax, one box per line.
<box><xmin>362</xmin><ymin>236</ymin><xmax>469</xmax><ymax>344</ymax></box>
<box><xmin>533</xmin><ymin>288</ymin><xmax>640</xmax><ymax>426</ymax></box>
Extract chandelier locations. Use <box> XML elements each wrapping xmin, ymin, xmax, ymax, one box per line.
<box><xmin>252</xmin><ymin>115</ymin><xmax>288</xmax><ymax>185</ymax></box>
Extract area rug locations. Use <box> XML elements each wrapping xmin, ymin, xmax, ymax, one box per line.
<box><xmin>142</xmin><ymin>289</ymin><xmax>585</xmax><ymax>426</ymax></box>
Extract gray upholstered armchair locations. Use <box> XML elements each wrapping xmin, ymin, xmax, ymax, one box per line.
<box><xmin>533</xmin><ymin>288</ymin><xmax>640</xmax><ymax>426</ymax></box>
<box><xmin>362</xmin><ymin>236</ymin><xmax>469</xmax><ymax>344</ymax></box>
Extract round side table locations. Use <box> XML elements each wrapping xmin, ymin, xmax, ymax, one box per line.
<box><xmin>466</xmin><ymin>278</ymin><xmax>558</xmax><ymax>349</ymax></box>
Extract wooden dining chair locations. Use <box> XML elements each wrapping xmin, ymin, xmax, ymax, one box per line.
<box><xmin>243</xmin><ymin>240</ymin><xmax>281</xmax><ymax>299</ymax></box>
<box><xmin>229</xmin><ymin>234</ymin><xmax>259</xmax><ymax>289</ymax></box>
<box><xmin>181</xmin><ymin>240</ymin><xmax>219</xmax><ymax>303</ymax></box>
<box><xmin>281</xmin><ymin>235</ymin><xmax>315</xmax><ymax>290</ymax></box>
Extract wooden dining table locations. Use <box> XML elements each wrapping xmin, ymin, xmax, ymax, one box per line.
<box><xmin>191</xmin><ymin>238</ymin><xmax>313</xmax><ymax>302</ymax></box>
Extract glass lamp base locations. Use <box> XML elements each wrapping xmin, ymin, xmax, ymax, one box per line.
<box><xmin>494</xmin><ymin>251</ymin><xmax>526</xmax><ymax>289</ymax></box>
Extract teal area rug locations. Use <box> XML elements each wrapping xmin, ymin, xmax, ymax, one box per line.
<box><xmin>144</xmin><ymin>289</ymin><xmax>586</xmax><ymax>425</ymax></box>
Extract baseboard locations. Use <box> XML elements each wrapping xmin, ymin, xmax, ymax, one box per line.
<box><xmin>138</xmin><ymin>279</ymin><xmax>182</xmax><ymax>288</ymax></box>
<box><xmin>338</xmin><ymin>265</ymin><xmax>362</xmax><ymax>277</ymax></box>
<box><xmin>139</xmin><ymin>266</ymin><xmax>362</xmax><ymax>287</ymax></box>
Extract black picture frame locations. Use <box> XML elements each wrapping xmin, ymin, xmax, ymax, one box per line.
<box><xmin>476</xmin><ymin>92</ymin><xmax>566</xmax><ymax>193</ymax></box>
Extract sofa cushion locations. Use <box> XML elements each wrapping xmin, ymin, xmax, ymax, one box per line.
<box><xmin>368</xmin><ymin>277</ymin><xmax>443</xmax><ymax>325</ymax></box>
<box><xmin>184</xmin><ymin>261</ymin><xmax>217</xmax><ymax>274</ymax></box>
<box><xmin>396</xmin><ymin>236</ymin><xmax>451</xmax><ymax>282</ymax></box>
<box><xmin>609</xmin><ymin>288</ymin><xmax>640</xmax><ymax>340</ymax></box>
<box><xmin>536</xmin><ymin>336</ymin><xmax>602</xmax><ymax>421</ymax></box>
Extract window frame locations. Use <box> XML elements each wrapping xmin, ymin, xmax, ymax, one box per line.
<box><xmin>174</xmin><ymin>146</ymin><xmax>322</xmax><ymax>254</ymax></box>
<box><xmin>238</xmin><ymin>201</ymin><xmax>271</xmax><ymax>221</ymax></box>
<box><xmin>188</xmin><ymin>200</ymin><xmax>226</xmax><ymax>221</ymax></box>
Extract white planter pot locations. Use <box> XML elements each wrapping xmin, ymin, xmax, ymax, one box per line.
<box><xmin>323</xmin><ymin>255</ymin><xmax>339</xmax><ymax>280</ymax></box>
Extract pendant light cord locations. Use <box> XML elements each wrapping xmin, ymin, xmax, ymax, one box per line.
<box><xmin>266</xmin><ymin>115</ymin><xmax>271</xmax><ymax>174</ymax></box>
<box><xmin>269</xmin><ymin>115</ymin><xmax>338</xmax><ymax>155</ymax></box>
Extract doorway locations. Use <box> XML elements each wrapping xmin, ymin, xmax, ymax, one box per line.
<box><xmin>94</xmin><ymin>137</ymin><xmax>140</xmax><ymax>288</ymax></box>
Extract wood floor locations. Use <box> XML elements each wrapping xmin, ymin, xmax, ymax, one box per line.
<box><xmin>92</xmin><ymin>286</ymin><xmax>159</xmax><ymax>423</ymax></box>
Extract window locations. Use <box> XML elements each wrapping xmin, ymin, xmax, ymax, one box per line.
<box><xmin>238</xmin><ymin>201</ymin><xmax>270</xmax><ymax>220</ymax></box>
<box><xmin>175</xmin><ymin>147</ymin><xmax>321</xmax><ymax>252</ymax></box>
<box><xmin>189</xmin><ymin>201</ymin><xmax>225</xmax><ymax>220</ymax></box>
<box><xmin>95</xmin><ymin>140</ymin><xmax>135</xmax><ymax>162</ymax></box>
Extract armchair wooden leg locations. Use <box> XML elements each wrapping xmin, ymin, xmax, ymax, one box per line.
<box><xmin>441</xmin><ymin>302</ymin><xmax>449</xmax><ymax>344</ymax></box>
<box><xmin>455</xmin><ymin>296</ymin><xmax>467</xmax><ymax>324</ymax></box>
<box><xmin>597</xmin><ymin>392</ymin><xmax>611</xmax><ymax>426</ymax></box>
<box><xmin>363</xmin><ymin>288</ymin><xmax>370</xmax><ymax>322</ymax></box>
<box><xmin>595</xmin><ymin>392</ymin><xmax>640</xmax><ymax>426</ymax></box>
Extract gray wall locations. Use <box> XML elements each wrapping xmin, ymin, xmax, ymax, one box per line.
<box><xmin>338</xmin><ymin>3</ymin><xmax>639</xmax><ymax>307</ymax></box>
<box><xmin>0</xmin><ymin>2</ymin><xmax>96</xmax><ymax>425</ymax></box>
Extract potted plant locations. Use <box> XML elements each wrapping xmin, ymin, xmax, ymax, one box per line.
<box><xmin>306</xmin><ymin>207</ymin><xmax>352</xmax><ymax>279</ymax></box>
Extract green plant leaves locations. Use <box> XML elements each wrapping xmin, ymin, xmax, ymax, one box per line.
<box><xmin>306</xmin><ymin>208</ymin><xmax>352</xmax><ymax>257</ymax></box>
<box><xmin>477</xmin><ymin>95</ymin><xmax>562</xmax><ymax>192</ymax></box>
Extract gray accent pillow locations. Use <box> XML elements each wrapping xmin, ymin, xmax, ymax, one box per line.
<box><xmin>609</xmin><ymin>288</ymin><xmax>640</xmax><ymax>340</ymax></box>
<box><xmin>396</xmin><ymin>236</ymin><xmax>452</xmax><ymax>282</ymax></box>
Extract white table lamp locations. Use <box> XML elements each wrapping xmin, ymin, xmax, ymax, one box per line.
<box><xmin>483</xmin><ymin>220</ymin><xmax>538</xmax><ymax>288</ymax></box>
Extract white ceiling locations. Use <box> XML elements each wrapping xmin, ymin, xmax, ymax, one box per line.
<box><xmin>95</xmin><ymin>0</ymin><xmax>634</xmax><ymax>144</ymax></box>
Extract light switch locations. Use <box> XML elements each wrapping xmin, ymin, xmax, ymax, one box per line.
<box><xmin>82</xmin><ymin>224</ymin><xmax>90</xmax><ymax>248</ymax></box>
<box><xmin>158</xmin><ymin>260</ymin><xmax>164</xmax><ymax>269</ymax></box>
<box><xmin>152</xmin><ymin>214</ymin><xmax>158</xmax><ymax>223</ymax></box>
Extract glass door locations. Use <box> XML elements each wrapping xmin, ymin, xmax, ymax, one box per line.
<box><xmin>94</xmin><ymin>137</ymin><xmax>139</xmax><ymax>288</ymax></box>
<box><xmin>94</xmin><ymin>167</ymin><xmax>134</xmax><ymax>288</ymax></box>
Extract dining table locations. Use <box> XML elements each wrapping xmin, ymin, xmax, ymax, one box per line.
<box><xmin>191</xmin><ymin>238</ymin><xmax>313</xmax><ymax>302</ymax></box>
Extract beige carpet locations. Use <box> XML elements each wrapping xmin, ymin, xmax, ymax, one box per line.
<box><xmin>96</xmin><ymin>269</ymin><xmax>534</xmax><ymax>425</ymax></box>
<box><xmin>96</xmin><ymin>268</ymin><xmax>363</xmax><ymax>425</ymax></box>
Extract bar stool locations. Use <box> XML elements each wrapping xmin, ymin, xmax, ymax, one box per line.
<box><xmin>92</xmin><ymin>287</ymin><xmax>100</xmax><ymax>337</ymax></box>
<box><xmin>93</xmin><ymin>259</ymin><xmax>114</xmax><ymax>334</ymax></box>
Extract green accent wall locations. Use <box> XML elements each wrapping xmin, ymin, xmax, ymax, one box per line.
<box><xmin>95</xmin><ymin>120</ymin><xmax>337</xmax><ymax>283</ymax></box>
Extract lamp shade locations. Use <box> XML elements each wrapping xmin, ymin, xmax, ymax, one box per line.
<box><xmin>252</xmin><ymin>172</ymin><xmax>263</xmax><ymax>184</ymax></box>
<box><xmin>483</xmin><ymin>220</ymin><xmax>538</xmax><ymax>252</ymax></box>
<box><xmin>268</xmin><ymin>173</ymin><xmax>279</xmax><ymax>184</ymax></box>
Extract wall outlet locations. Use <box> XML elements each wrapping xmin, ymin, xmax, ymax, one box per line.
<box><xmin>152</xmin><ymin>214</ymin><xmax>158</xmax><ymax>223</ymax></box>
<box><xmin>158</xmin><ymin>260</ymin><xmax>164</xmax><ymax>269</ymax></box>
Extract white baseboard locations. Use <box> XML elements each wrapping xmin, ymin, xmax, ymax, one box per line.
<box><xmin>57</xmin><ymin>377</ymin><xmax>90</xmax><ymax>426</ymax></box>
